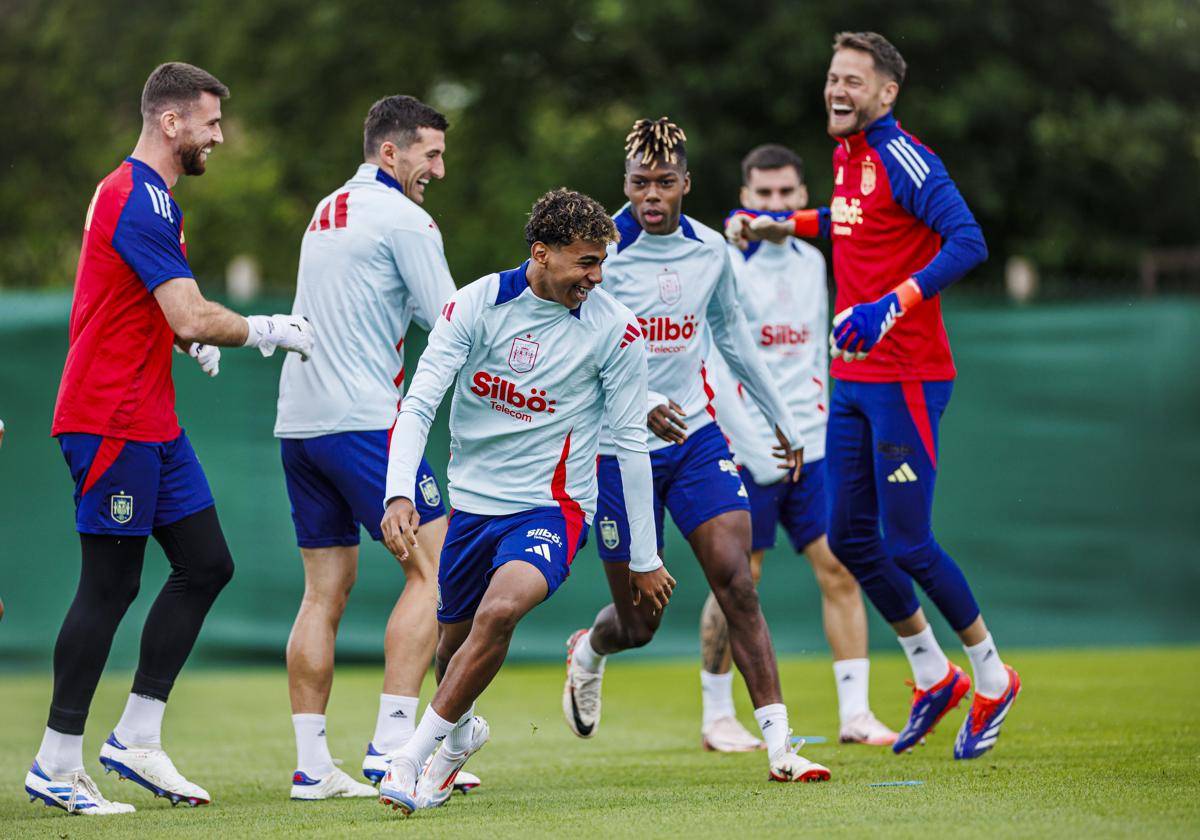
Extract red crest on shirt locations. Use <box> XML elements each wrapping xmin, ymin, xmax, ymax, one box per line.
<box><xmin>508</xmin><ymin>336</ymin><xmax>539</xmax><ymax>374</ymax></box>
<box><xmin>860</xmin><ymin>159</ymin><xmax>877</xmax><ymax>195</ymax></box>
<box><xmin>657</xmin><ymin>269</ymin><xmax>681</xmax><ymax>305</ymax></box>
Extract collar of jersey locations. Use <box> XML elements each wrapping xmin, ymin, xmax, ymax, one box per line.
<box><xmin>372</xmin><ymin>165</ymin><xmax>405</xmax><ymax>194</ymax></box>
<box><xmin>496</xmin><ymin>260</ymin><xmax>582</xmax><ymax>319</ymax></box>
<box><xmin>614</xmin><ymin>204</ymin><xmax>703</xmax><ymax>253</ymax></box>
<box><xmin>125</xmin><ymin>156</ymin><xmax>169</xmax><ymax>190</ymax></box>
<box><xmin>841</xmin><ymin>111</ymin><xmax>898</xmax><ymax>154</ymax></box>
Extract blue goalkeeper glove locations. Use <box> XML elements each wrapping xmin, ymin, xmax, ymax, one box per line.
<box><xmin>831</xmin><ymin>278</ymin><xmax>924</xmax><ymax>362</ymax></box>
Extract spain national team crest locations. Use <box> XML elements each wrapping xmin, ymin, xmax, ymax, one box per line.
<box><xmin>860</xmin><ymin>159</ymin><xmax>876</xmax><ymax>195</ymax></box>
<box><xmin>657</xmin><ymin>269</ymin><xmax>681</xmax><ymax>305</ymax></box>
<box><xmin>418</xmin><ymin>475</ymin><xmax>441</xmax><ymax>507</ymax></box>
<box><xmin>599</xmin><ymin>517</ymin><xmax>620</xmax><ymax>550</ymax></box>
<box><xmin>110</xmin><ymin>494</ymin><xmax>133</xmax><ymax>525</ymax></box>
<box><xmin>508</xmin><ymin>335</ymin><xmax>539</xmax><ymax>374</ymax></box>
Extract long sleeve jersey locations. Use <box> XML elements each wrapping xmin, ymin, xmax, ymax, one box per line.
<box><xmin>807</xmin><ymin>112</ymin><xmax>987</xmax><ymax>382</ymax></box>
<box><xmin>274</xmin><ymin>164</ymin><xmax>456</xmax><ymax>438</ymax></box>
<box><xmin>598</xmin><ymin>205</ymin><xmax>801</xmax><ymax>455</ymax></box>
<box><xmin>384</xmin><ymin>262</ymin><xmax>662</xmax><ymax>573</ymax></box>
<box><xmin>706</xmin><ymin>238</ymin><xmax>830</xmax><ymax>484</ymax></box>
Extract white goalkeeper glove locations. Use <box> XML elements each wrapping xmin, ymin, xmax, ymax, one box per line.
<box><xmin>173</xmin><ymin>342</ymin><xmax>221</xmax><ymax>377</ymax></box>
<box><xmin>244</xmin><ymin>314</ymin><xmax>315</xmax><ymax>361</ymax></box>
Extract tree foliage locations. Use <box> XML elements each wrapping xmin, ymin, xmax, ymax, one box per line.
<box><xmin>2</xmin><ymin>0</ymin><xmax>1197</xmax><ymax>291</ymax></box>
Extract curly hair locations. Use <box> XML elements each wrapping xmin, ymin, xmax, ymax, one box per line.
<box><xmin>524</xmin><ymin>189</ymin><xmax>618</xmax><ymax>248</ymax></box>
<box><xmin>624</xmin><ymin>117</ymin><xmax>688</xmax><ymax>169</ymax></box>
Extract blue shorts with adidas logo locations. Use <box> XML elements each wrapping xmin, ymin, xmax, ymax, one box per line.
<box><xmin>436</xmin><ymin>507</ymin><xmax>589</xmax><ymax>623</ymax></box>
<box><xmin>280</xmin><ymin>430</ymin><xmax>445</xmax><ymax>548</ymax></box>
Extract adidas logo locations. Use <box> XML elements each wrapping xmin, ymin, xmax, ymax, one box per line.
<box><xmin>983</xmin><ymin>649</ymin><xmax>995</xmax><ymax>661</ymax></box>
<box><xmin>887</xmin><ymin>462</ymin><xmax>918</xmax><ymax>483</ymax></box>
<box><xmin>912</xmin><ymin>646</ymin><xmax>927</xmax><ymax>655</ymax></box>
<box><xmin>525</xmin><ymin>544</ymin><xmax>552</xmax><ymax>563</ymax></box>
<box><xmin>841</xmin><ymin>674</ymin><xmax>854</xmax><ymax>682</ymax></box>
<box><xmin>389</xmin><ymin>709</ymin><xmax>408</xmax><ymax>719</ymax></box>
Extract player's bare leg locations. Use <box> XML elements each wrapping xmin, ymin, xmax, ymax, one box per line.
<box><xmin>698</xmin><ymin>551</ymin><xmax>764</xmax><ymax>751</ymax></box>
<box><xmin>381</xmin><ymin>562</ymin><xmax>544</xmax><ymax>812</ymax></box>
<box><xmin>286</xmin><ymin>546</ymin><xmax>376</xmax><ymax>798</ymax></box>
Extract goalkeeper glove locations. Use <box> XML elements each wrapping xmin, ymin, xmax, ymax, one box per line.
<box><xmin>830</xmin><ymin>278</ymin><xmax>924</xmax><ymax>362</ymax></box>
<box><xmin>244</xmin><ymin>314</ymin><xmax>316</xmax><ymax>361</ymax></box>
<box><xmin>173</xmin><ymin>342</ymin><xmax>221</xmax><ymax>377</ymax></box>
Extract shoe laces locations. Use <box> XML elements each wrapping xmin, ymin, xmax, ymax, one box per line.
<box><xmin>571</xmin><ymin>670</ymin><xmax>603</xmax><ymax>716</ymax></box>
<box><xmin>68</xmin><ymin>772</ymin><xmax>105</xmax><ymax>812</ymax></box>
<box><xmin>966</xmin><ymin>691</ymin><xmax>1005</xmax><ymax>735</ymax></box>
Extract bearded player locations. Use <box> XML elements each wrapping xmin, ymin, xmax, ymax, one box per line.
<box><xmin>28</xmin><ymin>62</ymin><xmax>314</xmax><ymax>816</ymax></box>
<box><xmin>700</xmin><ymin>144</ymin><xmax>895</xmax><ymax>750</ymax></box>
<box><xmin>732</xmin><ymin>32</ymin><xmax>1019</xmax><ymax>759</ymax></box>
<box><xmin>562</xmin><ymin>118</ymin><xmax>829</xmax><ymax>783</ymax></box>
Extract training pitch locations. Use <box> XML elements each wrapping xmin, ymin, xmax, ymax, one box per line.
<box><xmin>2</xmin><ymin>648</ymin><xmax>1197</xmax><ymax>839</ymax></box>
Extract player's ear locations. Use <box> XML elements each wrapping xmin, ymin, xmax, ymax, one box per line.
<box><xmin>682</xmin><ymin>172</ymin><xmax>692</xmax><ymax>196</ymax></box>
<box><xmin>881</xmin><ymin>79</ymin><xmax>899</xmax><ymax>109</ymax></box>
<box><xmin>530</xmin><ymin>241</ymin><xmax>550</xmax><ymax>267</ymax></box>
<box><xmin>160</xmin><ymin>110</ymin><xmax>179</xmax><ymax>139</ymax></box>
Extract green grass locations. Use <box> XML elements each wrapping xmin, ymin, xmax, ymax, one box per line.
<box><xmin>2</xmin><ymin>648</ymin><xmax>1198</xmax><ymax>839</ymax></box>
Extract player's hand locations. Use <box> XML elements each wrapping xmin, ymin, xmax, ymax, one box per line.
<box><xmin>630</xmin><ymin>565</ymin><xmax>676</xmax><ymax>613</ymax></box>
<box><xmin>830</xmin><ymin>279</ymin><xmax>923</xmax><ymax>362</ymax></box>
<box><xmin>244</xmin><ymin>314</ymin><xmax>316</xmax><ymax>361</ymax></box>
<box><xmin>380</xmin><ymin>497</ymin><xmax>420</xmax><ymax>561</ymax></box>
<box><xmin>724</xmin><ymin>210</ymin><xmax>755</xmax><ymax>250</ymax></box>
<box><xmin>724</xmin><ymin>210</ymin><xmax>793</xmax><ymax>250</ymax></box>
<box><xmin>747</xmin><ymin>214</ymin><xmax>793</xmax><ymax>244</ymax></box>
<box><xmin>187</xmin><ymin>342</ymin><xmax>220</xmax><ymax>377</ymax></box>
<box><xmin>647</xmin><ymin>400</ymin><xmax>688</xmax><ymax>444</ymax></box>
<box><xmin>772</xmin><ymin>425</ymin><xmax>804</xmax><ymax>482</ymax></box>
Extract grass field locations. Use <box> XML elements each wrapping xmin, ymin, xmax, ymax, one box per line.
<box><xmin>2</xmin><ymin>648</ymin><xmax>1198</xmax><ymax>839</ymax></box>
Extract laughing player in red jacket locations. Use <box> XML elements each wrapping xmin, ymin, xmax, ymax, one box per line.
<box><xmin>730</xmin><ymin>31</ymin><xmax>1020</xmax><ymax>760</ymax></box>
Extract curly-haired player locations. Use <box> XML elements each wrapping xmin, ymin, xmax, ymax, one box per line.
<box><xmin>375</xmin><ymin>189</ymin><xmax>672</xmax><ymax>815</ymax></box>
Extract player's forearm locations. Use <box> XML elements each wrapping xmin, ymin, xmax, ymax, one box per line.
<box><xmin>613</xmin><ymin>445</ymin><xmax>662</xmax><ymax>573</ymax></box>
<box><xmin>187</xmin><ymin>299</ymin><xmax>253</xmax><ymax>347</ymax></box>
<box><xmin>911</xmin><ymin>224</ymin><xmax>988</xmax><ymax>298</ymax></box>
<box><xmin>384</xmin><ymin>409</ymin><xmax>433</xmax><ymax>506</ymax></box>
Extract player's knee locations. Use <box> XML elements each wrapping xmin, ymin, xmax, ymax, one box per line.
<box><xmin>474</xmin><ymin>599</ymin><xmax>522</xmax><ymax>639</ymax></box>
<box><xmin>622</xmin><ymin>621</ymin><xmax>658</xmax><ymax>649</ymax></box>
<box><xmin>719</xmin><ymin>575</ymin><xmax>762</xmax><ymax>621</ymax></box>
<box><xmin>818</xmin><ymin>562</ymin><xmax>861</xmax><ymax>604</ymax></box>
<box><xmin>888</xmin><ymin>536</ymin><xmax>940</xmax><ymax>573</ymax></box>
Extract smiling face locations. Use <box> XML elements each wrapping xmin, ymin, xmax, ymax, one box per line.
<box><xmin>171</xmin><ymin>91</ymin><xmax>223</xmax><ymax>176</ymax></box>
<box><xmin>527</xmin><ymin>239</ymin><xmax>608</xmax><ymax>308</ymax></box>
<box><xmin>623</xmin><ymin>161</ymin><xmax>690</xmax><ymax>235</ymax></box>
<box><xmin>824</xmin><ymin>47</ymin><xmax>898</xmax><ymax>138</ymax></box>
<box><xmin>379</xmin><ymin>127</ymin><xmax>446</xmax><ymax>203</ymax></box>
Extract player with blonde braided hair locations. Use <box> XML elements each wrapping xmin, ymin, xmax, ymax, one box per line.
<box><xmin>562</xmin><ymin>117</ymin><xmax>831</xmax><ymax>782</ymax></box>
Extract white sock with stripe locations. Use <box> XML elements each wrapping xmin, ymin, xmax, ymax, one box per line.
<box><xmin>964</xmin><ymin>634</ymin><xmax>1008</xmax><ymax>698</ymax></box>
<box><xmin>897</xmin><ymin>626</ymin><xmax>950</xmax><ymax>690</ymax></box>
<box><xmin>753</xmin><ymin>703</ymin><xmax>790</xmax><ymax>760</ymax></box>
<box><xmin>292</xmin><ymin>713</ymin><xmax>335</xmax><ymax>778</ymax></box>
<box><xmin>372</xmin><ymin>693</ymin><xmax>419</xmax><ymax>753</ymax></box>
<box><xmin>832</xmin><ymin>659</ymin><xmax>871</xmax><ymax>725</ymax></box>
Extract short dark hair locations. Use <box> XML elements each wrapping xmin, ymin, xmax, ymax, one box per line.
<box><xmin>141</xmin><ymin>62</ymin><xmax>229</xmax><ymax>121</ymax></box>
<box><xmin>833</xmin><ymin>31</ymin><xmax>907</xmax><ymax>86</ymax></box>
<box><xmin>363</xmin><ymin>95</ymin><xmax>449</xmax><ymax>159</ymax></box>
<box><xmin>524</xmin><ymin>189</ymin><xmax>618</xmax><ymax>248</ymax></box>
<box><xmin>741</xmin><ymin>144</ymin><xmax>805</xmax><ymax>185</ymax></box>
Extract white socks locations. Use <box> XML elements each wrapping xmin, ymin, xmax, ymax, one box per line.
<box><xmin>753</xmin><ymin>703</ymin><xmax>790</xmax><ymax>760</ymax></box>
<box><xmin>397</xmin><ymin>706</ymin><xmax>456</xmax><ymax>768</ymax></box>
<box><xmin>444</xmin><ymin>705</ymin><xmax>476</xmax><ymax>755</ymax></box>
<box><xmin>897</xmin><ymin>626</ymin><xmax>951</xmax><ymax>690</ymax></box>
<box><xmin>372</xmin><ymin>693</ymin><xmax>419</xmax><ymax>753</ymax></box>
<box><xmin>35</xmin><ymin>728</ymin><xmax>84</xmax><ymax>775</ymax></box>
<box><xmin>700</xmin><ymin>671</ymin><xmax>736</xmax><ymax>729</ymax></box>
<box><xmin>113</xmin><ymin>693</ymin><xmax>166</xmax><ymax>747</ymax></box>
<box><xmin>572</xmin><ymin>630</ymin><xmax>605</xmax><ymax>674</ymax></box>
<box><xmin>832</xmin><ymin>659</ymin><xmax>870</xmax><ymax>725</ymax></box>
<box><xmin>964</xmin><ymin>633</ymin><xmax>1009</xmax><ymax>698</ymax></box>
<box><xmin>292</xmin><ymin>713</ymin><xmax>334</xmax><ymax>778</ymax></box>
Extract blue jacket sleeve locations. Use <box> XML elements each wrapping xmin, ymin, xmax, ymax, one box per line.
<box><xmin>877</xmin><ymin>135</ymin><xmax>987</xmax><ymax>297</ymax></box>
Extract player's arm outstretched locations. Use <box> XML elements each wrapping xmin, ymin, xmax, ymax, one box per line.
<box><xmin>381</xmin><ymin>288</ymin><xmax>476</xmax><ymax>560</ymax></box>
<box><xmin>600</xmin><ymin>318</ymin><xmax>676</xmax><ymax>610</ymax></box>
<box><xmin>706</xmin><ymin>251</ymin><xmax>805</xmax><ymax>480</ymax></box>
<box><xmin>724</xmin><ymin>207</ymin><xmax>831</xmax><ymax>250</ymax></box>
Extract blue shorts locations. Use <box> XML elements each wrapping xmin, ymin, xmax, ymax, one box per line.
<box><xmin>58</xmin><ymin>430</ymin><xmax>215</xmax><ymax>536</ymax></box>
<box><xmin>743</xmin><ymin>458</ymin><xmax>828</xmax><ymax>553</ymax></box>
<box><xmin>595</xmin><ymin>421</ymin><xmax>750</xmax><ymax>562</ymax></box>
<box><xmin>280</xmin><ymin>430</ymin><xmax>445</xmax><ymax>548</ymax></box>
<box><xmin>437</xmin><ymin>507</ymin><xmax>589</xmax><ymax>623</ymax></box>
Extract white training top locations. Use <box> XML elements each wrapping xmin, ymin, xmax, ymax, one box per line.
<box><xmin>706</xmin><ymin>239</ymin><xmax>831</xmax><ymax>484</ymax></box>
<box><xmin>384</xmin><ymin>263</ymin><xmax>662</xmax><ymax>573</ymax></box>
<box><xmin>597</xmin><ymin>205</ymin><xmax>801</xmax><ymax>455</ymax></box>
<box><xmin>274</xmin><ymin>164</ymin><xmax>456</xmax><ymax>438</ymax></box>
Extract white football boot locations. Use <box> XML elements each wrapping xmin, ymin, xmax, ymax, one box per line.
<box><xmin>98</xmin><ymin>733</ymin><xmax>209</xmax><ymax>806</ymax></box>
<box><xmin>415</xmin><ymin>716</ymin><xmax>490</xmax><ymax>809</ymax></box>
<box><xmin>364</xmin><ymin>741</ymin><xmax>481</xmax><ymax>793</ymax></box>
<box><xmin>702</xmin><ymin>715</ymin><xmax>766</xmax><ymax>752</ymax></box>
<box><xmin>563</xmin><ymin>629</ymin><xmax>603</xmax><ymax>738</ymax></box>
<box><xmin>768</xmin><ymin>738</ymin><xmax>832</xmax><ymax>783</ymax></box>
<box><xmin>26</xmin><ymin>760</ymin><xmax>136</xmax><ymax>815</ymax></box>
<box><xmin>290</xmin><ymin>766</ymin><xmax>378</xmax><ymax>800</ymax></box>
<box><xmin>839</xmin><ymin>711</ymin><xmax>899</xmax><ymax>746</ymax></box>
<box><xmin>378</xmin><ymin>754</ymin><xmax>420</xmax><ymax>816</ymax></box>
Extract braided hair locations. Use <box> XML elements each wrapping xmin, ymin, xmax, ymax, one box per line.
<box><xmin>624</xmin><ymin>117</ymin><xmax>688</xmax><ymax>169</ymax></box>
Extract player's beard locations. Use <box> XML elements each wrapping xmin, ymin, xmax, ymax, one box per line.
<box><xmin>180</xmin><ymin>141</ymin><xmax>208</xmax><ymax>176</ymax></box>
